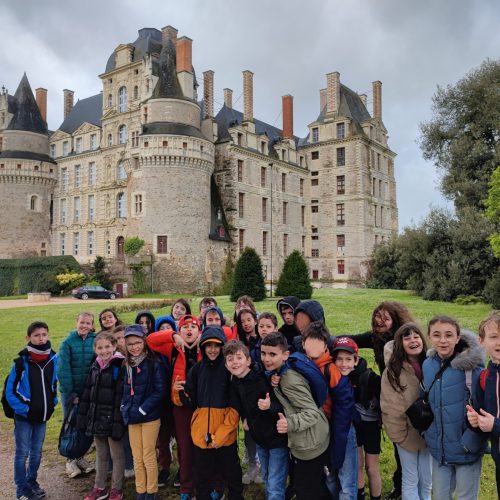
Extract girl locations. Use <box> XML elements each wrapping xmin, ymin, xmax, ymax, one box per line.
<box><xmin>381</xmin><ymin>323</ymin><xmax>431</xmax><ymax>500</ymax></box>
<box><xmin>135</xmin><ymin>311</ymin><xmax>156</xmax><ymax>335</ymax></box>
<box><xmin>236</xmin><ymin>308</ymin><xmax>259</xmax><ymax>351</ymax></box>
<box><xmin>423</xmin><ymin>316</ymin><xmax>485</xmax><ymax>500</ymax></box>
<box><xmin>171</xmin><ymin>299</ymin><xmax>191</xmax><ymax>328</ymax></box>
<box><xmin>121</xmin><ymin>324</ymin><xmax>167</xmax><ymax>499</ymax></box>
<box><xmin>99</xmin><ymin>309</ymin><xmax>121</xmax><ymax>333</ymax></box>
<box><xmin>78</xmin><ymin>332</ymin><xmax>125</xmax><ymax>500</ymax></box>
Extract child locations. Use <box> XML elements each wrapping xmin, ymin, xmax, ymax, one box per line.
<box><xmin>181</xmin><ymin>327</ymin><xmax>243</xmax><ymax>500</ymax></box>
<box><xmin>332</xmin><ymin>336</ymin><xmax>382</xmax><ymax>500</ymax></box>
<box><xmin>77</xmin><ymin>332</ymin><xmax>125</xmax><ymax>500</ymax></box>
<box><xmin>291</xmin><ymin>300</ymin><xmax>333</xmax><ymax>353</ymax></box>
<box><xmin>171</xmin><ymin>299</ymin><xmax>192</xmax><ymax>327</ymax></box>
<box><xmin>424</xmin><ymin>316</ymin><xmax>485</xmax><ymax>500</ymax></box>
<box><xmin>203</xmin><ymin>306</ymin><xmax>237</xmax><ymax>341</ymax></box>
<box><xmin>381</xmin><ymin>323</ymin><xmax>431</xmax><ymax>500</ymax></box>
<box><xmin>467</xmin><ymin>311</ymin><xmax>500</xmax><ymax>498</ymax></box>
<box><xmin>147</xmin><ymin>315</ymin><xmax>203</xmax><ymax>499</ymax></box>
<box><xmin>302</xmin><ymin>323</ymin><xmax>355</xmax><ymax>500</ymax></box>
<box><xmin>198</xmin><ymin>296</ymin><xmax>218</xmax><ymax>323</ymax></box>
<box><xmin>121</xmin><ymin>324</ymin><xmax>167</xmax><ymax>500</ymax></box>
<box><xmin>6</xmin><ymin>321</ymin><xmax>57</xmax><ymax>500</ymax></box>
<box><xmin>57</xmin><ymin>311</ymin><xmax>96</xmax><ymax>478</ymax></box>
<box><xmin>112</xmin><ymin>325</ymin><xmax>127</xmax><ymax>355</ymax></box>
<box><xmin>261</xmin><ymin>332</ymin><xmax>330</xmax><ymax>500</ymax></box>
<box><xmin>250</xmin><ymin>312</ymin><xmax>279</xmax><ymax>367</ymax></box>
<box><xmin>98</xmin><ymin>309</ymin><xmax>121</xmax><ymax>333</ymax></box>
<box><xmin>224</xmin><ymin>339</ymin><xmax>289</xmax><ymax>500</ymax></box>
<box><xmin>276</xmin><ymin>296</ymin><xmax>300</xmax><ymax>345</ymax></box>
<box><xmin>154</xmin><ymin>315</ymin><xmax>177</xmax><ymax>332</ymax></box>
<box><xmin>232</xmin><ymin>295</ymin><xmax>257</xmax><ymax>338</ymax></box>
<box><xmin>135</xmin><ymin>311</ymin><xmax>156</xmax><ymax>336</ymax></box>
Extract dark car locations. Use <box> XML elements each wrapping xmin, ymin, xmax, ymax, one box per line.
<box><xmin>72</xmin><ymin>285</ymin><xmax>119</xmax><ymax>300</ymax></box>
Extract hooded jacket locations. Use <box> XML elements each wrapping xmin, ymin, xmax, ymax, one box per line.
<box><xmin>277</xmin><ymin>296</ymin><xmax>301</xmax><ymax>344</ymax></box>
<box><xmin>57</xmin><ymin>330</ymin><xmax>96</xmax><ymax>397</ymax></box>
<box><xmin>294</xmin><ymin>300</ymin><xmax>325</xmax><ymax>324</ymax></box>
<box><xmin>154</xmin><ymin>315</ymin><xmax>177</xmax><ymax>332</ymax></box>
<box><xmin>135</xmin><ymin>311</ymin><xmax>156</xmax><ymax>335</ymax></box>
<box><xmin>6</xmin><ymin>348</ymin><xmax>58</xmax><ymax>422</ymax></box>
<box><xmin>203</xmin><ymin>306</ymin><xmax>237</xmax><ymax>341</ymax></box>
<box><xmin>380</xmin><ymin>341</ymin><xmax>427</xmax><ymax>452</ymax></box>
<box><xmin>423</xmin><ymin>330</ymin><xmax>487</xmax><ymax>465</ymax></box>
<box><xmin>182</xmin><ymin>327</ymin><xmax>239</xmax><ymax>449</ymax></box>
<box><xmin>77</xmin><ymin>354</ymin><xmax>125</xmax><ymax>439</ymax></box>
<box><xmin>348</xmin><ymin>357</ymin><xmax>381</xmax><ymax>423</ymax></box>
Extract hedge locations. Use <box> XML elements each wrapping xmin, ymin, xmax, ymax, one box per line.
<box><xmin>0</xmin><ymin>256</ymin><xmax>81</xmax><ymax>296</ymax></box>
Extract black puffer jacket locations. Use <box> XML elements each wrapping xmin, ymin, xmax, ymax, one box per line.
<box><xmin>77</xmin><ymin>356</ymin><xmax>125</xmax><ymax>439</ymax></box>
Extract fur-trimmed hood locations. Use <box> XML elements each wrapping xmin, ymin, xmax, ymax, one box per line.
<box><xmin>426</xmin><ymin>329</ymin><xmax>484</xmax><ymax>372</ymax></box>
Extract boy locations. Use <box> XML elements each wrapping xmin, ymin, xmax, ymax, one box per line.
<box><xmin>225</xmin><ymin>339</ymin><xmax>288</xmax><ymax>499</ymax></box>
<box><xmin>467</xmin><ymin>311</ymin><xmax>500</xmax><ymax>498</ymax></box>
<box><xmin>291</xmin><ymin>300</ymin><xmax>334</xmax><ymax>353</ymax></box>
<box><xmin>6</xmin><ymin>321</ymin><xmax>57</xmax><ymax>500</ymax></box>
<box><xmin>182</xmin><ymin>327</ymin><xmax>243</xmax><ymax>500</ymax></box>
<box><xmin>203</xmin><ymin>306</ymin><xmax>237</xmax><ymax>341</ymax></box>
<box><xmin>261</xmin><ymin>332</ymin><xmax>330</xmax><ymax>500</ymax></box>
<box><xmin>303</xmin><ymin>322</ymin><xmax>355</xmax><ymax>500</ymax></box>
<box><xmin>147</xmin><ymin>314</ymin><xmax>202</xmax><ymax>498</ymax></box>
<box><xmin>250</xmin><ymin>312</ymin><xmax>279</xmax><ymax>367</ymax></box>
<box><xmin>276</xmin><ymin>296</ymin><xmax>300</xmax><ymax>344</ymax></box>
<box><xmin>57</xmin><ymin>312</ymin><xmax>96</xmax><ymax>478</ymax></box>
<box><xmin>332</xmin><ymin>337</ymin><xmax>382</xmax><ymax>500</ymax></box>
<box><xmin>198</xmin><ymin>296</ymin><xmax>218</xmax><ymax>323</ymax></box>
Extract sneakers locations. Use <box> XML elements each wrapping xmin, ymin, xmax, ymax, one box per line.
<box><xmin>16</xmin><ymin>492</ymin><xmax>38</xmax><ymax>500</ymax></box>
<box><xmin>173</xmin><ymin>470</ymin><xmax>181</xmax><ymax>487</ymax></box>
<box><xmin>76</xmin><ymin>457</ymin><xmax>95</xmax><ymax>474</ymax></box>
<box><xmin>28</xmin><ymin>482</ymin><xmax>45</xmax><ymax>498</ymax></box>
<box><xmin>158</xmin><ymin>469</ymin><xmax>170</xmax><ymax>487</ymax></box>
<box><xmin>66</xmin><ymin>459</ymin><xmax>81</xmax><ymax>478</ymax></box>
<box><xmin>124</xmin><ymin>468</ymin><xmax>135</xmax><ymax>479</ymax></box>
<box><xmin>109</xmin><ymin>489</ymin><xmax>123</xmax><ymax>500</ymax></box>
<box><xmin>84</xmin><ymin>487</ymin><xmax>109</xmax><ymax>500</ymax></box>
<box><xmin>242</xmin><ymin>463</ymin><xmax>263</xmax><ymax>484</ymax></box>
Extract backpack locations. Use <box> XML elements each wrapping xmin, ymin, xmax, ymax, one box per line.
<box><xmin>353</xmin><ymin>369</ymin><xmax>380</xmax><ymax>422</ymax></box>
<box><xmin>1</xmin><ymin>357</ymin><xmax>25</xmax><ymax>419</ymax></box>
<box><xmin>287</xmin><ymin>352</ymin><xmax>329</xmax><ymax>407</ymax></box>
<box><xmin>58</xmin><ymin>403</ymin><xmax>93</xmax><ymax>459</ymax></box>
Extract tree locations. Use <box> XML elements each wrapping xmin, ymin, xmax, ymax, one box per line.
<box><xmin>91</xmin><ymin>256</ymin><xmax>113</xmax><ymax>290</ymax></box>
<box><xmin>213</xmin><ymin>253</ymin><xmax>234</xmax><ymax>296</ymax></box>
<box><xmin>485</xmin><ymin>165</ymin><xmax>500</xmax><ymax>258</ymax></box>
<box><xmin>124</xmin><ymin>236</ymin><xmax>145</xmax><ymax>256</ymax></box>
<box><xmin>276</xmin><ymin>250</ymin><xmax>312</xmax><ymax>299</ymax></box>
<box><xmin>419</xmin><ymin>59</ymin><xmax>500</xmax><ymax>211</ymax></box>
<box><xmin>230</xmin><ymin>247</ymin><xmax>266</xmax><ymax>302</ymax></box>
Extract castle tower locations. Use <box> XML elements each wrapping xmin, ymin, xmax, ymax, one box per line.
<box><xmin>0</xmin><ymin>74</ymin><xmax>56</xmax><ymax>258</ymax></box>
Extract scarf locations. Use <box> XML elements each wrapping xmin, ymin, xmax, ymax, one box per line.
<box><xmin>127</xmin><ymin>352</ymin><xmax>147</xmax><ymax>396</ymax></box>
<box><xmin>96</xmin><ymin>351</ymin><xmax>124</xmax><ymax>370</ymax></box>
<box><xmin>27</xmin><ymin>341</ymin><xmax>51</xmax><ymax>364</ymax></box>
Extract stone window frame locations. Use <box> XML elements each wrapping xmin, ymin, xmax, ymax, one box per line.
<box><xmin>133</xmin><ymin>191</ymin><xmax>145</xmax><ymax>217</ymax></box>
<box><xmin>117</xmin><ymin>192</ymin><xmax>127</xmax><ymax>218</ymax></box>
<box><xmin>28</xmin><ymin>194</ymin><xmax>40</xmax><ymax>212</ymax></box>
<box><xmin>87</xmin><ymin>194</ymin><xmax>95</xmax><ymax>222</ymax></box>
<box><xmin>118</xmin><ymin>86</ymin><xmax>127</xmax><ymax>113</ymax></box>
<box><xmin>336</xmin><ymin>122</ymin><xmax>345</xmax><ymax>139</ymax></box>
<box><xmin>60</xmin><ymin>233</ymin><xmax>66</xmax><ymax>255</ymax></box>
<box><xmin>118</xmin><ymin>124</ymin><xmax>127</xmax><ymax>145</ymax></box>
<box><xmin>73</xmin><ymin>196</ymin><xmax>81</xmax><ymax>223</ymax></box>
<box><xmin>87</xmin><ymin>231</ymin><xmax>94</xmax><ymax>256</ymax></box>
<box><xmin>117</xmin><ymin>161</ymin><xmax>127</xmax><ymax>180</ymax></box>
<box><xmin>73</xmin><ymin>232</ymin><xmax>80</xmax><ymax>256</ymax></box>
<box><xmin>157</xmin><ymin>235</ymin><xmax>168</xmax><ymax>254</ymax></box>
<box><xmin>336</xmin><ymin>147</ymin><xmax>346</xmax><ymax>167</ymax></box>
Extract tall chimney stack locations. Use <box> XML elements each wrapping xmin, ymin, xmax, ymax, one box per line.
<box><xmin>63</xmin><ymin>89</ymin><xmax>74</xmax><ymax>119</ymax></box>
<box><xmin>243</xmin><ymin>70</ymin><xmax>254</xmax><ymax>122</ymax></box>
<box><xmin>35</xmin><ymin>87</ymin><xmax>47</xmax><ymax>125</ymax></box>
<box><xmin>203</xmin><ymin>70</ymin><xmax>214</xmax><ymax>118</ymax></box>
<box><xmin>282</xmin><ymin>95</ymin><xmax>294</xmax><ymax>139</ymax></box>
<box><xmin>223</xmin><ymin>88</ymin><xmax>233</xmax><ymax>108</ymax></box>
<box><xmin>176</xmin><ymin>36</ymin><xmax>192</xmax><ymax>73</ymax></box>
<box><xmin>326</xmin><ymin>71</ymin><xmax>340</xmax><ymax>114</ymax></box>
<box><xmin>319</xmin><ymin>88</ymin><xmax>327</xmax><ymax>112</ymax></box>
<box><xmin>161</xmin><ymin>25</ymin><xmax>178</xmax><ymax>45</ymax></box>
<box><xmin>372</xmin><ymin>80</ymin><xmax>382</xmax><ymax>120</ymax></box>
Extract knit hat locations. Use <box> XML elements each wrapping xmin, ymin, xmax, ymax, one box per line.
<box><xmin>178</xmin><ymin>314</ymin><xmax>201</xmax><ymax>330</ymax></box>
<box><xmin>124</xmin><ymin>324</ymin><xmax>146</xmax><ymax>338</ymax></box>
<box><xmin>294</xmin><ymin>300</ymin><xmax>325</xmax><ymax>324</ymax></box>
<box><xmin>332</xmin><ymin>336</ymin><xmax>359</xmax><ymax>355</ymax></box>
<box><xmin>200</xmin><ymin>326</ymin><xmax>226</xmax><ymax>347</ymax></box>
<box><xmin>154</xmin><ymin>315</ymin><xmax>177</xmax><ymax>332</ymax></box>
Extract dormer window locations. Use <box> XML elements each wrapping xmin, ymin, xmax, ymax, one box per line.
<box><xmin>312</xmin><ymin>127</ymin><xmax>319</xmax><ymax>143</ymax></box>
<box><xmin>337</xmin><ymin>122</ymin><xmax>345</xmax><ymax>139</ymax></box>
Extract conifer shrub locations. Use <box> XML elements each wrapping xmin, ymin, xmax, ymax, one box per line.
<box><xmin>276</xmin><ymin>250</ymin><xmax>313</xmax><ymax>299</ymax></box>
<box><xmin>230</xmin><ymin>247</ymin><xmax>266</xmax><ymax>302</ymax></box>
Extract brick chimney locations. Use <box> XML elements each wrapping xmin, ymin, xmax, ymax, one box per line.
<box><xmin>326</xmin><ymin>71</ymin><xmax>340</xmax><ymax>114</ymax></box>
<box><xmin>35</xmin><ymin>87</ymin><xmax>47</xmax><ymax>125</ymax></box>
<box><xmin>372</xmin><ymin>80</ymin><xmax>382</xmax><ymax>120</ymax></box>
<box><xmin>176</xmin><ymin>36</ymin><xmax>192</xmax><ymax>73</ymax></box>
<box><xmin>63</xmin><ymin>89</ymin><xmax>74</xmax><ymax>119</ymax></box>
<box><xmin>161</xmin><ymin>25</ymin><xmax>178</xmax><ymax>44</ymax></box>
<box><xmin>243</xmin><ymin>70</ymin><xmax>254</xmax><ymax>122</ymax></box>
<box><xmin>358</xmin><ymin>93</ymin><xmax>367</xmax><ymax>107</ymax></box>
<box><xmin>319</xmin><ymin>88</ymin><xmax>327</xmax><ymax>112</ymax></box>
<box><xmin>223</xmin><ymin>88</ymin><xmax>233</xmax><ymax>108</ymax></box>
<box><xmin>203</xmin><ymin>70</ymin><xmax>214</xmax><ymax>118</ymax></box>
<box><xmin>282</xmin><ymin>95</ymin><xmax>293</xmax><ymax>139</ymax></box>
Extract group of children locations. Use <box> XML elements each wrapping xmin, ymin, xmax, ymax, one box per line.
<box><xmin>5</xmin><ymin>295</ymin><xmax>500</xmax><ymax>500</ymax></box>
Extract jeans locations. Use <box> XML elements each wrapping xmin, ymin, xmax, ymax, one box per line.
<box><xmin>327</xmin><ymin>424</ymin><xmax>358</xmax><ymax>499</ymax></box>
<box><xmin>431</xmin><ymin>457</ymin><xmax>481</xmax><ymax>500</ymax></box>
<box><xmin>396</xmin><ymin>445</ymin><xmax>431</xmax><ymax>500</ymax></box>
<box><xmin>13</xmin><ymin>415</ymin><xmax>47</xmax><ymax>497</ymax></box>
<box><xmin>256</xmin><ymin>445</ymin><xmax>289</xmax><ymax>500</ymax></box>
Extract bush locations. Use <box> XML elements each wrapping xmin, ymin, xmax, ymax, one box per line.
<box><xmin>454</xmin><ymin>295</ymin><xmax>484</xmax><ymax>305</ymax></box>
<box><xmin>124</xmin><ymin>237</ymin><xmax>145</xmax><ymax>256</ymax></box>
<box><xmin>56</xmin><ymin>271</ymin><xmax>86</xmax><ymax>294</ymax></box>
<box><xmin>484</xmin><ymin>270</ymin><xmax>500</xmax><ymax>308</ymax></box>
<box><xmin>90</xmin><ymin>256</ymin><xmax>113</xmax><ymax>290</ymax></box>
<box><xmin>276</xmin><ymin>250</ymin><xmax>312</xmax><ymax>299</ymax></box>
<box><xmin>230</xmin><ymin>247</ymin><xmax>266</xmax><ymax>302</ymax></box>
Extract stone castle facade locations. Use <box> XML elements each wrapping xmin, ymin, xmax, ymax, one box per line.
<box><xmin>0</xmin><ymin>25</ymin><xmax>398</xmax><ymax>293</ymax></box>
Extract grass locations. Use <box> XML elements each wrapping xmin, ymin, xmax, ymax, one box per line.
<box><xmin>0</xmin><ymin>288</ymin><xmax>496</xmax><ymax>498</ymax></box>
<box><xmin>0</xmin><ymin>294</ymin><xmax>27</xmax><ymax>300</ymax></box>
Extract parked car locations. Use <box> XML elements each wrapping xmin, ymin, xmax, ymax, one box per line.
<box><xmin>72</xmin><ymin>285</ymin><xmax>119</xmax><ymax>300</ymax></box>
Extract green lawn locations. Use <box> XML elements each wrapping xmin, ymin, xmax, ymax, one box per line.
<box><xmin>0</xmin><ymin>289</ymin><xmax>496</xmax><ymax>498</ymax></box>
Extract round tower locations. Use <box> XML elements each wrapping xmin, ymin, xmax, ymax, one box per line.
<box><xmin>0</xmin><ymin>74</ymin><xmax>57</xmax><ymax>258</ymax></box>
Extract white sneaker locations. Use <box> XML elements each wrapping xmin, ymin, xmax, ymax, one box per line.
<box><xmin>76</xmin><ymin>457</ymin><xmax>95</xmax><ymax>474</ymax></box>
<box><xmin>124</xmin><ymin>469</ymin><xmax>135</xmax><ymax>479</ymax></box>
<box><xmin>66</xmin><ymin>459</ymin><xmax>81</xmax><ymax>478</ymax></box>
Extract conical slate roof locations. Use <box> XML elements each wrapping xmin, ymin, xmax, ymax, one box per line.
<box><xmin>7</xmin><ymin>73</ymin><xmax>47</xmax><ymax>135</ymax></box>
<box><xmin>151</xmin><ymin>37</ymin><xmax>184</xmax><ymax>99</ymax></box>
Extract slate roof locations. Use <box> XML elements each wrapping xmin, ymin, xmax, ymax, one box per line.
<box><xmin>58</xmin><ymin>93</ymin><xmax>102</xmax><ymax>134</ymax></box>
<box><xmin>7</xmin><ymin>74</ymin><xmax>48</xmax><ymax>135</ymax></box>
<box><xmin>0</xmin><ymin>150</ymin><xmax>56</xmax><ymax>164</ymax></box>
<box><xmin>142</xmin><ymin>122</ymin><xmax>205</xmax><ymax>139</ymax></box>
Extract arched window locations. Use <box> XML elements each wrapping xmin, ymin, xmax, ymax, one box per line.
<box><xmin>117</xmin><ymin>192</ymin><xmax>126</xmax><ymax>218</ymax></box>
<box><xmin>118</xmin><ymin>86</ymin><xmax>127</xmax><ymax>113</ymax></box>
<box><xmin>133</xmin><ymin>86</ymin><xmax>139</xmax><ymax>100</ymax></box>
<box><xmin>117</xmin><ymin>161</ymin><xmax>126</xmax><ymax>180</ymax></box>
<box><xmin>30</xmin><ymin>195</ymin><xmax>37</xmax><ymax>211</ymax></box>
<box><xmin>118</xmin><ymin>125</ymin><xmax>127</xmax><ymax>144</ymax></box>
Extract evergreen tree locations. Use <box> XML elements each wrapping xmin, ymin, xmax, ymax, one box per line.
<box><xmin>230</xmin><ymin>247</ymin><xmax>266</xmax><ymax>302</ymax></box>
<box><xmin>276</xmin><ymin>250</ymin><xmax>312</xmax><ymax>299</ymax></box>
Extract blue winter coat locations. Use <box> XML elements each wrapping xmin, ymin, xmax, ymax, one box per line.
<box><xmin>423</xmin><ymin>330</ymin><xmax>487</xmax><ymax>465</ymax></box>
<box><xmin>120</xmin><ymin>355</ymin><xmax>167</xmax><ymax>425</ymax></box>
<box><xmin>57</xmin><ymin>330</ymin><xmax>96</xmax><ymax>397</ymax></box>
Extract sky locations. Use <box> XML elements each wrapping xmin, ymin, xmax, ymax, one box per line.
<box><xmin>1</xmin><ymin>0</ymin><xmax>499</xmax><ymax>229</ymax></box>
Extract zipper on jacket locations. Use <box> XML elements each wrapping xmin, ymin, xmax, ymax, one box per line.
<box><xmin>35</xmin><ymin>356</ymin><xmax>54</xmax><ymax>422</ymax></box>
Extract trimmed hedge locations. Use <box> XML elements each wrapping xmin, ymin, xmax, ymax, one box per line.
<box><xmin>0</xmin><ymin>256</ymin><xmax>81</xmax><ymax>296</ymax></box>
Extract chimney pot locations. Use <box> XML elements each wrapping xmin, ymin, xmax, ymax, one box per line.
<box><xmin>176</xmin><ymin>36</ymin><xmax>193</xmax><ymax>73</ymax></box>
<box><xmin>372</xmin><ymin>81</ymin><xmax>382</xmax><ymax>120</ymax></box>
<box><xmin>63</xmin><ymin>89</ymin><xmax>74</xmax><ymax>119</ymax></box>
<box><xmin>282</xmin><ymin>94</ymin><xmax>294</xmax><ymax>139</ymax></box>
<box><xmin>203</xmin><ymin>70</ymin><xmax>214</xmax><ymax>118</ymax></box>
<box><xmin>223</xmin><ymin>88</ymin><xmax>233</xmax><ymax>108</ymax></box>
<box><xmin>243</xmin><ymin>70</ymin><xmax>254</xmax><ymax>122</ymax></box>
<box><xmin>326</xmin><ymin>71</ymin><xmax>340</xmax><ymax>114</ymax></box>
<box><xmin>35</xmin><ymin>87</ymin><xmax>47</xmax><ymax>125</ymax></box>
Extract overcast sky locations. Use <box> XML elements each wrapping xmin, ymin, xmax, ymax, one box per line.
<box><xmin>2</xmin><ymin>0</ymin><xmax>499</xmax><ymax>229</ymax></box>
